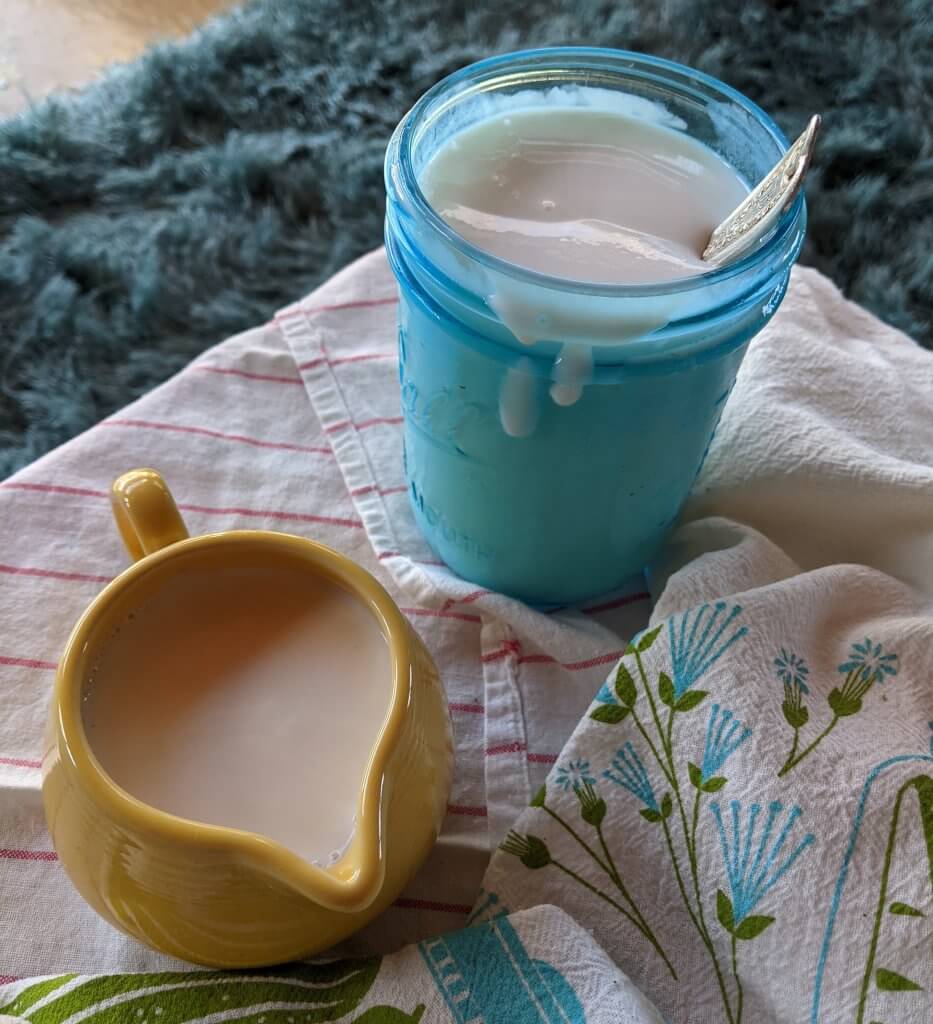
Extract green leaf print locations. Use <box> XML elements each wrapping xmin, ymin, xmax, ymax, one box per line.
<box><xmin>733</xmin><ymin>915</ymin><xmax>775</xmax><ymax>941</ymax></box>
<box><xmin>0</xmin><ymin>975</ymin><xmax>77</xmax><ymax>1017</ymax></box>
<box><xmin>876</xmin><ymin>968</ymin><xmax>923</xmax><ymax>992</ymax></box>
<box><xmin>687</xmin><ymin>758</ymin><xmax>729</xmax><ymax>795</ymax></box>
<box><xmin>675</xmin><ymin>690</ymin><xmax>708</xmax><ymax>713</ymax></box>
<box><xmin>717</xmin><ymin>889</ymin><xmax>736</xmax><ymax>935</ymax></box>
<box><xmin>889</xmin><ymin>901</ymin><xmax>924</xmax><ymax>917</ymax></box>
<box><xmin>917</xmin><ymin>775</ymin><xmax>933</xmax><ymax>885</ymax></box>
<box><xmin>658</xmin><ymin>672</ymin><xmax>675</xmax><ymax>708</ymax></box>
<box><xmin>530</xmin><ymin>784</ymin><xmax>547</xmax><ymax>807</ymax></box>
<box><xmin>591</xmin><ymin>704</ymin><xmax>631</xmax><ymax>724</ymax></box>
<box><xmin>639</xmin><ymin>807</ymin><xmax>663</xmax><ymax>823</ymax></box>
<box><xmin>660</xmin><ymin>793</ymin><xmax>673</xmax><ymax>820</ymax></box>
<box><xmin>638</xmin><ymin>625</ymin><xmax>664</xmax><ymax>652</ymax></box>
<box><xmin>9</xmin><ymin>961</ymin><xmax>382</xmax><ymax>1024</ymax></box>
<box><xmin>502</xmin><ymin>787</ymin><xmax>678</xmax><ymax>981</ymax></box>
<box><xmin>855</xmin><ymin>774</ymin><xmax>933</xmax><ymax>1024</ymax></box>
<box><xmin>615</xmin><ymin>662</ymin><xmax>638</xmax><ymax>707</ymax></box>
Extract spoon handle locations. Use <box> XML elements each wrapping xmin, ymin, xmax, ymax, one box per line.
<box><xmin>703</xmin><ymin>114</ymin><xmax>821</xmax><ymax>265</ymax></box>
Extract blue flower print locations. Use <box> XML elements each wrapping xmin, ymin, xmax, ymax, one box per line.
<box><xmin>668</xmin><ymin>602</ymin><xmax>748</xmax><ymax>698</ymax></box>
<box><xmin>711</xmin><ymin>800</ymin><xmax>814</xmax><ymax>925</ymax></box>
<box><xmin>838</xmin><ymin>638</ymin><xmax>898</xmax><ymax>684</ymax></box>
<box><xmin>701</xmin><ymin>704</ymin><xmax>751</xmax><ymax>782</ymax></box>
<box><xmin>773</xmin><ymin>648</ymin><xmax>810</xmax><ymax>693</ymax></box>
<box><xmin>554</xmin><ymin>758</ymin><xmax>596</xmax><ymax>792</ymax></box>
<box><xmin>604</xmin><ymin>742</ymin><xmax>658</xmax><ymax>812</ymax></box>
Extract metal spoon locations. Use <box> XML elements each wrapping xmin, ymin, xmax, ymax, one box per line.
<box><xmin>703</xmin><ymin>114</ymin><xmax>821</xmax><ymax>265</ymax></box>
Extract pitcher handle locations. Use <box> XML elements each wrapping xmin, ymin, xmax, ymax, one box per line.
<box><xmin>111</xmin><ymin>469</ymin><xmax>190</xmax><ymax>562</ymax></box>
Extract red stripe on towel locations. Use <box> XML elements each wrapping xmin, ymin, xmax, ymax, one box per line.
<box><xmin>480</xmin><ymin>638</ymin><xmax>623</xmax><ymax>672</ymax></box>
<box><xmin>480</xmin><ymin>641</ymin><xmax>521</xmax><ymax>663</ymax></box>
<box><xmin>3</xmin><ymin>483</ymin><xmax>363</xmax><ymax>531</ymax></box>
<box><xmin>0</xmin><ymin>564</ymin><xmax>112</xmax><ymax>585</ymax></box>
<box><xmin>349</xmin><ymin>484</ymin><xmax>408</xmax><ymax>498</ymax></box>
<box><xmin>196</xmin><ymin>365</ymin><xmax>304</xmax><ymax>385</ymax></box>
<box><xmin>325</xmin><ymin>416</ymin><xmax>404</xmax><ymax>435</ymax></box>
<box><xmin>103</xmin><ymin>419</ymin><xmax>333</xmax><ymax>455</ymax></box>
<box><xmin>278</xmin><ymin>296</ymin><xmax>398</xmax><ymax>321</ymax></box>
<box><xmin>0</xmin><ymin>756</ymin><xmax>41</xmax><ymax>769</ymax></box>
<box><xmin>485</xmin><ymin>741</ymin><xmax>527</xmax><ymax>757</ymax></box>
<box><xmin>0</xmin><ymin>656</ymin><xmax>57</xmax><ymax>671</ymax></box>
<box><xmin>401</xmin><ymin>607</ymin><xmax>481</xmax><ymax>624</ymax></box>
<box><xmin>2</xmin><ymin>482</ymin><xmax>108</xmax><ymax>499</ymax></box>
<box><xmin>298</xmin><ymin>352</ymin><xmax>396</xmax><ymax>371</ymax></box>
<box><xmin>177</xmin><ymin>503</ymin><xmax>363</xmax><ymax>529</ymax></box>
<box><xmin>446</xmin><ymin>804</ymin><xmax>488</xmax><ymax>818</ymax></box>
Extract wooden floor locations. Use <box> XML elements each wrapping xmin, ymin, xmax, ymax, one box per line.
<box><xmin>0</xmin><ymin>0</ymin><xmax>240</xmax><ymax>117</ymax></box>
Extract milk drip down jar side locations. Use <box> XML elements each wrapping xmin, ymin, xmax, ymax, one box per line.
<box><xmin>385</xmin><ymin>47</ymin><xmax>806</xmax><ymax>604</ymax></box>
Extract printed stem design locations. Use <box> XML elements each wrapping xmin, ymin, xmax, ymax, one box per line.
<box><xmin>539</xmin><ymin>801</ymin><xmax>677</xmax><ymax>979</ymax></box>
<box><xmin>660</xmin><ymin>814</ymin><xmax>736</xmax><ymax>1024</ymax></box>
<box><xmin>630</xmin><ymin>708</ymin><xmax>674</xmax><ymax>787</ymax></box>
<box><xmin>779</xmin><ymin>715</ymin><xmax>839</xmax><ymax>776</ymax></box>
<box><xmin>855</xmin><ymin>775</ymin><xmax>933</xmax><ymax>1024</ymax></box>
<box><xmin>780</xmin><ymin>666</ymin><xmax>870</xmax><ymax>776</ymax></box>
<box><xmin>690</xmin><ymin>787</ymin><xmax>703</xmax><ymax>877</ymax></box>
<box><xmin>779</xmin><ymin>726</ymin><xmax>801</xmax><ymax>775</ymax></box>
<box><xmin>731</xmin><ymin>933</ymin><xmax>744</xmax><ymax>1024</ymax></box>
<box><xmin>548</xmin><ymin>858</ymin><xmax>646</xmax><ymax>930</ymax></box>
<box><xmin>633</xmin><ymin>649</ymin><xmax>738</xmax><ymax>1023</ymax></box>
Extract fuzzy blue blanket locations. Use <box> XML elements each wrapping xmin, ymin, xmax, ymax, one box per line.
<box><xmin>0</xmin><ymin>0</ymin><xmax>929</xmax><ymax>474</ymax></box>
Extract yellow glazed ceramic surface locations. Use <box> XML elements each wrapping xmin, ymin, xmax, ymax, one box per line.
<box><xmin>42</xmin><ymin>469</ymin><xmax>453</xmax><ymax>967</ymax></box>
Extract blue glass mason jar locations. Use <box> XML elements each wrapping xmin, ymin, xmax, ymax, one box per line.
<box><xmin>384</xmin><ymin>48</ymin><xmax>806</xmax><ymax>605</ymax></box>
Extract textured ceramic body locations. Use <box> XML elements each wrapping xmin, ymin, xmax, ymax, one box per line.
<box><xmin>385</xmin><ymin>47</ymin><xmax>807</xmax><ymax>605</ymax></box>
<box><xmin>43</xmin><ymin>471</ymin><xmax>453</xmax><ymax>967</ymax></box>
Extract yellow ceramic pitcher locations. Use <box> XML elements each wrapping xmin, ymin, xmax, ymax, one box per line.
<box><xmin>42</xmin><ymin>469</ymin><xmax>453</xmax><ymax>967</ymax></box>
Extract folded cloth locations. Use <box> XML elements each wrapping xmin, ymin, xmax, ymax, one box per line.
<box><xmin>480</xmin><ymin>273</ymin><xmax>933</xmax><ymax>1022</ymax></box>
<box><xmin>0</xmin><ymin>905</ymin><xmax>664</xmax><ymax>1023</ymax></box>
<box><xmin>0</xmin><ymin>244</ymin><xmax>930</xmax><ymax>1024</ymax></box>
<box><xmin>0</xmin><ymin>249</ymin><xmax>650</xmax><ymax>977</ymax></box>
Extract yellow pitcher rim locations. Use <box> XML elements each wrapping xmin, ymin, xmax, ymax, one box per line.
<box><xmin>53</xmin><ymin>521</ymin><xmax>412</xmax><ymax>915</ymax></box>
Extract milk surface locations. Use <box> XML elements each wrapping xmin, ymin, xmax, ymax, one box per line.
<box><xmin>83</xmin><ymin>566</ymin><xmax>391</xmax><ymax>867</ymax></box>
<box><xmin>420</xmin><ymin>107</ymin><xmax>748</xmax><ymax>285</ymax></box>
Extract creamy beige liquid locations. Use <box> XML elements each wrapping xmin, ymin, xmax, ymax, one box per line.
<box><xmin>420</xmin><ymin>108</ymin><xmax>748</xmax><ymax>285</ymax></box>
<box><xmin>82</xmin><ymin>566</ymin><xmax>391</xmax><ymax>866</ymax></box>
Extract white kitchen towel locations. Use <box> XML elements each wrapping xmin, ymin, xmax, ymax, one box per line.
<box><xmin>0</xmin><ymin>905</ymin><xmax>664</xmax><ymax>1024</ymax></box>
<box><xmin>0</xmin><ymin>249</ymin><xmax>649</xmax><ymax>979</ymax></box>
<box><xmin>0</xmin><ymin>244</ymin><xmax>930</xmax><ymax>1017</ymax></box>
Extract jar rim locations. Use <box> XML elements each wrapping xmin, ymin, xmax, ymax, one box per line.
<box><xmin>387</xmin><ymin>46</ymin><xmax>804</xmax><ymax>298</ymax></box>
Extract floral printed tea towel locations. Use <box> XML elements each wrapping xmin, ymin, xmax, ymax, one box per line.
<box><xmin>481</xmin><ymin>516</ymin><xmax>933</xmax><ymax>1024</ymax></box>
<box><xmin>478</xmin><ymin>254</ymin><xmax>933</xmax><ymax>1024</ymax></box>
<box><xmin>0</xmin><ymin>905</ymin><xmax>663</xmax><ymax>1024</ymax></box>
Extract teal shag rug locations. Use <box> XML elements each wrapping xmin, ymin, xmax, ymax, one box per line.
<box><xmin>0</xmin><ymin>0</ymin><xmax>930</xmax><ymax>476</ymax></box>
